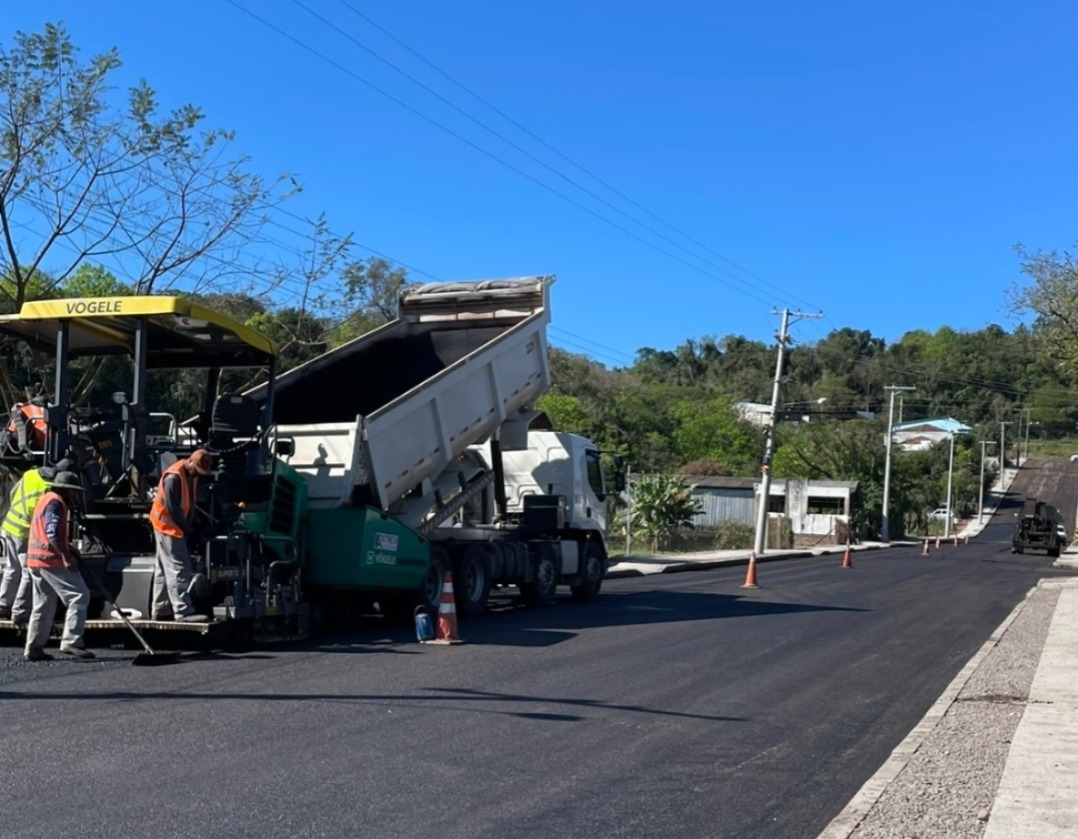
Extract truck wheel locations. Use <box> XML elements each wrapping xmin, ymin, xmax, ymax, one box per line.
<box><xmin>422</xmin><ymin>547</ymin><xmax>449</xmax><ymax>615</ymax></box>
<box><xmin>455</xmin><ymin>545</ymin><xmax>492</xmax><ymax>618</ymax></box>
<box><xmin>571</xmin><ymin>542</ymin><xmax>606</xmax><ymax>601</ymax></box>
<box><xmin>521</xmin><ymin>546</ymin><xmax>557</xmax><ymax>607</ymax></box>
<box><xmin>1049</xmin><ymin>547</ymin><xmax>1061</xmax><ymax>558</ymax></box>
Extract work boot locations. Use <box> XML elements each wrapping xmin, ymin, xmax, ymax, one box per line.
<box><xmin>176</xmin><ymin>613</ymin><xmax>210</xmax><ymax>623</ymax></box>
<box><xmin>23</xmin><ymin>649</ymin><xmax>54</xmax><ymax>662</ymax></box>
<box><xmin>59</xmin><ymin>645</ymin><xmax>96</xmax><ymax>660</ymax></box>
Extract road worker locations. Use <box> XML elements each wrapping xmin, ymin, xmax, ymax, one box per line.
<box><xmin>149</xmin><ymin>449</ymin><xmax>214</xmax><ymax>622</ymax></box>
<box><xmin>23</xmin><ymin>470</ymin><xmax>93</xmax><ymax>661</ymax></box>
<box><xmin>0</xmin><ymin>460</ymin><xmax>70</xmax><ymax>623</ymax></box>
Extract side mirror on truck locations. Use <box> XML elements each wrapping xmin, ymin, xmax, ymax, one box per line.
<box><xmin>274</xmin><ymin>437</ymin><xmax>295</xmax><ymax>458</ymax></box>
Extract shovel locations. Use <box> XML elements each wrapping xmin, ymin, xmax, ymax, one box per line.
<box><xmin>80</xmin><ymin>560</ymin><xmax>181</xmax><ymax>667</ymax></box>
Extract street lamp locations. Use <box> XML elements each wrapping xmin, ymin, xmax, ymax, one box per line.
<box><xmin>945</xmin><ymin>432</ymin><xmax>956</xmax><ymax>539</ymax></box>
<box><xmin>881</xmin><ymin>386</ymin><xmax>915</xmax><ymax>542</ymax></box>
<box><xmin>978</xmin><ymin>440</ymin><xmax>996</xmax><ymax>524</ymax></box>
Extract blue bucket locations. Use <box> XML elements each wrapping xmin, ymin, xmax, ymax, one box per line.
<box><xmin>414</xmin><ymin>606</ymin><xmax>434</xmax><ymax>642</ymax></box>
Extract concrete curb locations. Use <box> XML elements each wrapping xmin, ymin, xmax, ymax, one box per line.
<box><xmin>606</xmin><ymin>543</ymin><xmax>894</xmax><ymax>579</ymax></box>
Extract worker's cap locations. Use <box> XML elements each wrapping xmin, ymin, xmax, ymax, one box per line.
<box><xmin>189</xmin><ymin>449</ymin><xmax>215</xmax><ymax>476</ymax></box>
<box><xmin>39</xmin><ymin>466</ymin><xmax>58</xmax><ymax>482</ymax></box>
<box><xmin>55</xmin><ymin>458</ymin><xmax>74</xmax><ymax>472</ymax></box>
<box><xmin>51</xmin><ymin>471</ymin><xmax>85</xmax><ymax>492</ymax></box>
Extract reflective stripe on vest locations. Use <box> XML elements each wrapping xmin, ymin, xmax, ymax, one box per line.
<box><xmin>26</xmin><ymin>491</ymin><xmax>68</xmax><ymax>569</ymax></box>
<box><xmin>149</xmin><ymin>460</ymin><xmax>193</xmax><ymax>538</ymax></box>
<box><xmin>2</xmin><ymin>469</ymin><xmax>51</xmax><ymax>539</ymax></box>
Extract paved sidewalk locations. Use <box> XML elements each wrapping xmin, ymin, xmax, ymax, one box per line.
<box><xmin>982</xmin><ymin>581</ymin><xmax>1078</xmax><ymax>839</ymax></box>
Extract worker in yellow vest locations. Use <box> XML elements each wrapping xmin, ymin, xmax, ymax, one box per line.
<box><xmin>0</xmin><ymin>459</ymin><xmax>70</xmax><ymax>623</ymax></box>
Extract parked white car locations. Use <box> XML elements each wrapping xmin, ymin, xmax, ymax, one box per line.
<box><xmin>930</xmin><ymin>507</ymin><xmax>956</xmax><ymax>522</ymax></box>
<box><xmin>1057</xmin><ymin>524</ymin><xmax>1069</xmax><ymax>546</ymax></box>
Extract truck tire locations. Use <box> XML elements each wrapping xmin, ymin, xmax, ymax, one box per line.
<box><xmin>521</xmin><ymin>545</ymin><xmax>557</xmax><ymax>607</ymax></box>
<box><xmin>571</xmin><ymin>542</ymin><xmax>606</xmax><ymax>601</ymax></box>
<box><xmin>422</xmin><ymin>547</ymin><xmax>450</xmax><ymax>615</ymax></box>
<box><xmin>454</xmin><ymin>545</ymin><xmax>492</xmax><ymax>618</ymax></box>
<box><xmin>1049</xmin><ymin>547</ymin><xmax>1061</xmax><ymax>558</ymax></box>
<box><xmin>488</xmin><ymin>542</ymin><xmax>506</xmax><ymax>582</ymax></box>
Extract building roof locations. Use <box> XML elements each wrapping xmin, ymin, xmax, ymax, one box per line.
<box><xmin>893</xmin><ymin>417</ymin><xmax>972</xmax><ymax>434</ymax></box>
<box><xmin>684</xmin><ymin>476</ymin><xmax>757</xmax><ymax>490</ymax></box>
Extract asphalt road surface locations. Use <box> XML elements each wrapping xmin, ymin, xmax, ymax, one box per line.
<box><xmin>1</xmin><ymin>466</ymin><xmax>1075</xmax><ymax>839</ymax></box>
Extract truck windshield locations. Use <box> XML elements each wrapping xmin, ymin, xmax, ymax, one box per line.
<box><xmin>585</xmin><ymin>449</ymin><xmax>605</xmax><ymax>497</ymax></box>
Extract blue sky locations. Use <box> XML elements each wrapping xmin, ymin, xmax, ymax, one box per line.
<box><xmin>5</xmin><ymin>1</ymin><xmax>1077</xmax><ymax>367</ymax></box>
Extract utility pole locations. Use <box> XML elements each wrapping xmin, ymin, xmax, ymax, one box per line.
<box><xmin>978</xmin><ymin>440</ymin><xmax>996</xmax><ymax>524</ymax></box>
<box><xmin>1021</xmin><ymin>407</ymin><xmax>1032</xmax><ymax>464</ymax></box>
<box><xmin>753</xmin><ymin>308</ymin><xmax>823</xmax><ymax>555</ymax></box>
<box><xmin>881</xmin><ymin>385</ymin><xmax>915</xmax><ymax>542</ymax></box>
<box><xmin>945</xmin><ymin>432</ymin><xmax>957</xmax><ymax>539</ymax></box>
<box><xmin>1000</xmin><ymin>421</ymin><xmax>1012</xmax><ymax>480</ymax></box>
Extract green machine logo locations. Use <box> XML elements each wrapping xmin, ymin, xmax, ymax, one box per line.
<box><xmin>367</xmin><ymin>532</ymin><xmax>400</xmax><ymax>565</ymax></box>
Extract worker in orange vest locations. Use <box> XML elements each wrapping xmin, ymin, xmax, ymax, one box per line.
<box><xmin>1</xmin><ymin>459</ymin><xmax>72</xmax><ymax>624</ymax></box>
<box><xmin>23</xmin><ymin>471</ymin><xmax>93</xmax><ymax>662</ymax></box>
<box><xmin>149</xmin><ymin>450</ymin><xmax>214</xmax><ymax>622</ymax></box>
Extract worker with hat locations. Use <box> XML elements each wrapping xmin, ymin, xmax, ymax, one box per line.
<box><xmin>23</xmin><ymin>470</ymin><xmax>94</xmax><ymax>661</ymax></box>
<box><xmin>0</xmin><ymin>458</ymin><xmax>72</xmax><ymax>624</ymax></box>
<box><xmin>149</xmin><ymin>450</ymin><xmax>214</xmax><ymax>622</ymax></box>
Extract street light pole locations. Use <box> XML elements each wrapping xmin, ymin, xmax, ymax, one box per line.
<box><xmin>881</xmin><ymin>385</ymin><xmax>915</xmax><ymax>542</ymax></box>
<box><xmin>978</xmin><ymin>440</ymin><xmax>996</xmax><ymax>524</ymax></box>
<box><xmin>1022</xmin><ymin>408</ymin><xmax>1032</xmax><ymax>464</ymax></box>
<box><xmin>1000</xmin><ymin>421</ymin><xmax>1012</xmax><ymax>483</ymax></box>
<box><xmin>945</xmin><ymin>432</ymin><xmax>956</xmax><ymax>539</ymax></box>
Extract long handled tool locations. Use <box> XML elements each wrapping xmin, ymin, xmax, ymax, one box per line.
<box><xmin>80</xmin><ymin>561</ymin><xmax>181</xmax><ymax>667</ymax></box>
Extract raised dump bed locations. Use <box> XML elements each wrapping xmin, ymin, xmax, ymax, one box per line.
<box><xmin>263</xmin><ymin>277</ymin><xmax>553</xmax><ymax>511</ymax></box>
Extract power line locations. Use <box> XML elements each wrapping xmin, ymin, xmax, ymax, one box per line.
<box><xmin>292</xmin><ymin>0</ymin><xmax>813</xmax><ymax>310</ymax></box>
<box><xmin>224</xmin><ymin>0</ymin><xmax>785</xmax><ymax>309</ymax></box>
<box><xmin>332</xmin><ymin>0</ymin><xmax>822</xmax><ymax>313</ymax></box>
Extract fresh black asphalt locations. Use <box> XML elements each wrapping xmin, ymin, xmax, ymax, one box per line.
<box><xmin>0</xmin><ymin>476</ymin><xmax>1074</xmax><ymax>838</ymax></box>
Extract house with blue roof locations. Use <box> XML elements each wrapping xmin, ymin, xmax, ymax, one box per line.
<box><xmin>893</xmin><ymin>417</ymin><xmax>973</xmax><ymax>451</ymax></box>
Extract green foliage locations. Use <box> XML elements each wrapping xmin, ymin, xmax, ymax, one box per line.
<box><xmin>669</xmin><ymin>397</ymin><xmax>761</xmax><ymax>473</ymax></box>
<box><xmin>626</xmin><ymin>473</ymin><xmax>704</xmax><ymax>552</ymax></box>
<box><xmin>713</xmin><ymin>520</ymin><xmax>754</xmax><ymax>550</ymax></box>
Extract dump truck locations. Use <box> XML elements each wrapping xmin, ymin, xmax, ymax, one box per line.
<box><xmin>254</xmin><ymin>276</ymin><xmax>612</xmax><ymax>625</ymax></box>
<box><xmin>0</xmin><ymin>276</ymin><xmax>611</xmax><ymax>644</ymax></box>
<box><xmin>1011</xmin><ymin>497</ymin><xmax>1063</xmax><ymax>557</ymax></box>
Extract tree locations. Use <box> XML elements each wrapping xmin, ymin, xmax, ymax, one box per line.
<box><xmin>1009</xmin><ymin>244</ymin><xmax>1078</xmax><ymax>376</ymax></box>
<box><xmin>0</xmin><ymin>23</ymin><xmax>297</xmax><ymax>306</ymax></box>
<box><xmin>329</xmin><ymin>257</ymin><xmax>410</xmax><ymax>344</ymax></box>
<box><xmin>626</xmin><ymin>473</ymin><xmax>703</xmax><ymax>552</ymax></box>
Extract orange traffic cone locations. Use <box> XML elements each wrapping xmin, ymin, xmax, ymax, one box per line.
<box><xmin>740</xmin><ymin>552</ymin><xmax>759</xmax><ymax>589</ymax></box>
<box><xmin>425</xmin><ymin>570</ymin><xmax>463</xmax><ymax>645</ymax></box>
<box><xmin>841</xmin><ymin>543</ymin><xmax>853</xmax><ymax>568</ymax></box>
<box><xmin>964</xmin><ymin>534</ymin><xmax>969</xmax><ymax>546</ymax></box>
<box><xmin>935</xmin><ymin>535</ymin><xmax>941</xmax><ymax>550</ymax></box>
<box><xmin>953</xmin><ymin>534</ymin><xmax>959</xmax><ymax>547</ymax></box>
<box><xmin>921</xmin><ymin>538</ymin><xmax>930</xmax><ymax>556</ymax></box>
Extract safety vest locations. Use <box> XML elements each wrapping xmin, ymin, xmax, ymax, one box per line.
<box><xmin>2</xmin><ymin>468</ymin><xmax>52</xmax><ymax>540</ymax></box>
<box><xmin>26</xmin><ymin>491</ymin><xmax>69</xmax><ymax>569</ymax></box>
<box><xmin>6</xmin><ymin>402</ymin><xmax>47</xmax><ymax>451</ymax></box>
<box><xmin>149</xmin><ymin>460</ymin><xmax>194</xmax><ymax>538</ymax></box>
